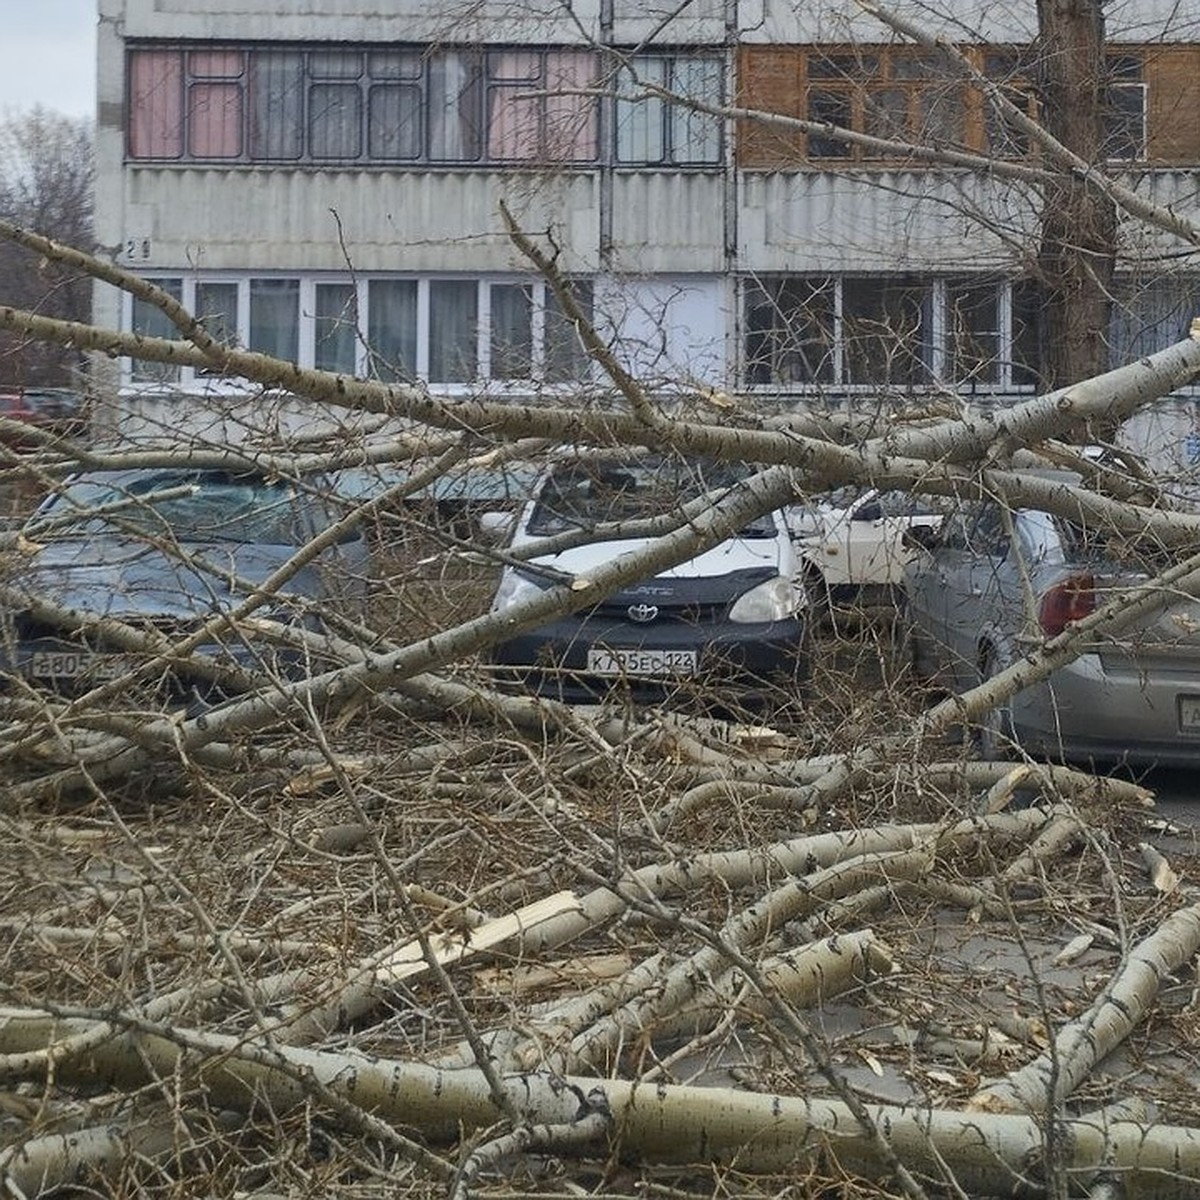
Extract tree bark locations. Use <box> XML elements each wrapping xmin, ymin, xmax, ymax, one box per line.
<box><xmin>1033</xmin><ymin>0</ymin><xmax>1118</xmax><ymax>390</ymax></box>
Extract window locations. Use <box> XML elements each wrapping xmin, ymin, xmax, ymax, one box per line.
<box><xmin>737</xmin><ymin>44</ymin><xmax>1155</xmax><ymax>167</ymax></box>
<box><xmin>131</xmin><ymin>43</ymin><xmax>608</xmax><ymax>165</ymax></box>
<box><xmin>194</xmin><ymin>282</ymin><xmax>239</xmax><ymax>347</ymax></box>
<box><xmin>803</xmin><ymin>47</ymin><xmax>965</xmax><ymax>160</ymax></box>
<box><xmin>744</xmin><ymin>277</ymin><xmax>835</xmax><ymax>384</ymax></box>
<box><xmin>488</xmin><ymin>50</ymin><xmax>596</xmax><ymax>162</ymax></box>
<box><xmin>129</xmin><ymin>51</ymin><xmax>183</xmax><ymax>159</ymax></box>
<box><xmin>130</xmin><ymin>278</ymin><xmax>183</xmax><ymax>383</ymax></box>
<box><xmin>615</xmin><ymin>53</ymin><xmax>723</xmax><ymax>164</ymax></box>
<box><xmin>188</xmin><ymin>49</ymin><xmax>244</xmax><ymax>158</ymax></box>
<box><xmin>126</xmin><ymin>275</ymin><xmax>595</xmax><ymax>388</ymax></box>
<box><xmin>544</xmin><ymin>282</ymin><xmax>593</xmax><ymax>383</ymax></box>
<box><xmin>314</xmin><ymin>282</ymin><xmax>358</xmax><ymax>373</ymax></box>
<box><xmin>249</xmin><ymin>279</ymin><xmax>299</xmax><ymax>362</ymax></box>
<box><xmin>194</xmin><ymin>281</ymin><xmax>239</xmax><ymax>374</ymax></box>
<box><xmin>367</xmin><ymin>279</ymin><xmax>417</xmax><ymax>381</ymax></box>
<box><xmin>743</xmin><ymin>275</ymin><xmax>1038</xmax><ymax>391</ymax></box>
<box><xmin>946</xmin><ymin>280</ymin><xmax>1000</xmax><ymax>384</ymax></box>
<box><xmin>981</xmin><ymin>50</ymin><xmax>1037</xmax><ymax>159</ymax></box>
<box><xmin>1104</xmin><ymin>55</ymin><xmax>1146</xmax><ymax>160</ymax></box>
<box><xmin>428</xmin><ymin>280</ymin><xmax>478</xmax><ymax>383</ymax></box>
<box><xmin>842</xmin><ymin>277</ymin><xmax>930</xmax><ymax>385</ymax></box>
<box><xmin>489</xmin><ymin>284</ymin><xmax>533</xmax><ymax>379</ymax></box>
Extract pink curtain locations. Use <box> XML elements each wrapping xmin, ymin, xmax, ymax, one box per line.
<box><xmin>189</xmin><ymin>82</ymin><xmax>243</xmax><ymax>157</ymax></box>
<box><xmin>487</xmin><ymin>52</ymin><xmax>539</xmax><ymax>160</ymax></box>
<box><xmin>545</xmin><ymin>51</ymin><xmax>596</xmax><ymax>161</ymax></box>
<box><xmin>128</xmin><ymin>50</ymin><xmax>184</xmax><ymax>158</ymax></box>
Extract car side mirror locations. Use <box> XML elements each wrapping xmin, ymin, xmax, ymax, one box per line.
<box><xmin>903</xmin><ymin>524</ymin><xmax>940</xmax><ymax>552</ymax></box>
<box><xmin>477</xmin><ymin>510</ymin><xmax>514</xmax><ymax>544</ymax></box>
<box><xmin>852</xmin><ymin>501</ymin><xmax>883</xmax><ymax>523</ymax></box>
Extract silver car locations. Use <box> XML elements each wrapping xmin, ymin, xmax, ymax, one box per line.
<box><xmin>902</xmin><ymin>493</ymin><xmax>1200</xmax><ymax>767</ymax></box>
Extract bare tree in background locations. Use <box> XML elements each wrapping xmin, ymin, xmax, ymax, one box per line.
<box><xmin>0</xmin><ymin>107</ymin><xmax>93</xmax><ymax>388</ymax></box>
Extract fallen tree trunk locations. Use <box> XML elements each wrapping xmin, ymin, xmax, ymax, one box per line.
<box><xmin>968</xmin><ymin>900</ymin><xmax>1200</xmax><ymax>1115</ymax></box>
<box><xmin>3</xmin><ymin>1009</ymin><xmax>1200</xmax><ymax>1199</ymax></box>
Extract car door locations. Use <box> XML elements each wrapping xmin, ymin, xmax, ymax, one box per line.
<box><xmin>904</xmin><ymin>505</ymin><xmax>974</xmax><ymax>682</ymax></box>
<box><xmin>939</xmin><ymin>503</ymin><xmax>1015</xmax><ymax>687</ymax></box>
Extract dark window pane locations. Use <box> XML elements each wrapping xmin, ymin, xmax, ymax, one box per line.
<box><xmin>842</xmin><ymin>276</ymin><xmax>929</xmax><ymax>385</ymax></box>
<box><xmin>1103</xmin><ymin>82</ymin><xmax>1145</xmax><ymax>160</ymax></box>
<box><xmin>946</xmin><ymin>281</ymin><xmax>999</xmax><ymax>384</ymax></box>
<box><xmin>130</xmin><ymin>278</ymin><xmax>183</xmax><ymax>383</ymax></box>
<box><xmin>194</xmin><ymin>282</ymin><xmax>239</xmax><ymax>345</ymax></box>
<box><xmin>807</xmin><ymin>90</ymin><xmax>852</xmax><ymax>157</ymax></box>
<box><xmin>369</xmin><ymin>84</ymin><xmax>421</xmax><ymax>158</ymax></box>
<box><xmin>310</xmin><ymin>50</ymin><xmax>362</xmax><ymax>80</ymax></box>
<box><xmin>863</xmin><ymin>86</ymin><xmax>908</xmax><ymax>141</ymax></box>
<box><xmin>1011</xmin><ymin>278</ymin><xmax>1046</xmax><ymax>388</ymax></box>
<box><xmin>490</xmin><ymin>284</ymin><xmax>533</xmax><ymax>379</ymax></box>
<box><xmin>890</xmin><ymin>52</ymin><xmax>945</xmax><ymax>81</ymax></box>
<box><xmin>249</xmin><ymin>51</ymin><xmax>304</xmax><ymax>159</ymax></box>
<box><xmin>315</xmin><ymin>283</ymin><xmax>358</xmax><ymax>373</ymax></box>
<box><xmin>984</xmin><ymin>86</ymin><xmax>1033</xmax><ymax>157</ymax></box>
<box><xmin>743</xmin><ymin>276</ymin><xmax>835</xmax><ymax>385</ymax></box>
<box><xmin>429</xmin><ymin>280</ymin><xmax>477</xmax><ymax>382</ymax></box>
<box><xmin>808</xmin><ymin>52</ymin><xmax>877</xmax><ymax>81</ymax></box>
<box><xmin>369</xmin><ymin>51</ymin><xmax>422</xmax><ymax>80</ymax></box>
<box><xmin>1108</xmin><ymin>276</ymin><xmax>1200</xmax><ymax>361</ymax></box>
<box><xmin>310</xmin><ymin>82</ymin><xmax>362</xmax><ymax>158</ymax></box>
<box><xmin>249</xmin><ymin>278</ymin><xmax>299</xmax><ymax>362</ymax></box>
<box><xmin>367</xmin><ymin>279</ymin><xmax>418</xmax><ymax>381</ymax></box>
<box><xmin>544</xmin><ymin>281</ymin><xmax>593</xmax><ymax>382</ymax></box>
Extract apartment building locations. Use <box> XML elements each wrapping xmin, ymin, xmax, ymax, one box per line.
<box><xmin>93</xmin><ymin>0</ymin><xmax>1200</xmax><ymax>451</ymax></box>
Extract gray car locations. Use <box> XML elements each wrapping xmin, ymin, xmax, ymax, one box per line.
<box><xmin>1</xmin><ymin>467</ymin><xmax>369</xmax><ymax>703</ymax></box>
<box><xmin>902</xmin><ymin>491</ymin><xmax>1200</xmax><ymax>767</ymax></box>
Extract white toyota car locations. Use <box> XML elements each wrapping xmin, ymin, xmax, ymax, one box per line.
<box><xmin>488</xmin><ymin>455</ymin><xmax>811</xmax><ymax>704</ymax></box>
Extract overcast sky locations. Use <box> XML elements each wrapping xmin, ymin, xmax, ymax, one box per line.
<box><xmin>0</xmin><ymin>0</ymin><xmax>97</xmax><ymax>120</ymax></box>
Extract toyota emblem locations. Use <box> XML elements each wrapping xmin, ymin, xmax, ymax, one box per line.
<box><xmin>627</xmin><ymin>603</ymin><xmax>659</xmax><ymax>624</ymax></box>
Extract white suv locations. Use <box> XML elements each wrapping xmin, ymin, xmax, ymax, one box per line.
<box><xmin>787</xmin><ymin>487</ymin><xmax>945</xmax><ymax>610</ymax></box>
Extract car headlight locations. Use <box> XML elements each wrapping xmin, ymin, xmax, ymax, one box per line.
<box><xmin>728</xmin><ymin>575</ymin><xmax>802</xmax><ymax>624</ymax></box>
<box><xmin>491</xmin><ymin>568</ymin><xmax>553</xmax><ymax>614</ymax></box>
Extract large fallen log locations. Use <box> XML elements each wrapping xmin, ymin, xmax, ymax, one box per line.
<box><xmin>3</xmin><ymin>1009</ymin><xmax>1200</xmax><ymax>1199</ymax></box>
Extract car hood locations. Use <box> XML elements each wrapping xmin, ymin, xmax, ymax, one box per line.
<box><xmin>519</xmin><ymin>533</ymin><xmax>787</xmax><ymax>588</ymax></box>
<box><xmin>10</xmin><ymin>538</ymin><xmax>306</xmax><ymax>621</ymax></box>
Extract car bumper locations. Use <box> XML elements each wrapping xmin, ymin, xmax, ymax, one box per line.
<box><xmin>491</xmin><ymin>615</ymin><xmax>810</xmax><ymax>703</ymax></box>
<box><xmin>1</xmin><ymin>635</ymin><xmax>306</xmax><ymax>700</ymax></box>
<box><xmin>1012</xmin><ymin>652</ymin><xmax>1200</xmax><ymax>768</ymax></box>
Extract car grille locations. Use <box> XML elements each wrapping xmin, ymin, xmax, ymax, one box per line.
<box><xmin>584</xmin><ymin>600</ymin><xmax>725</xmax><ymax>625</ymax></box>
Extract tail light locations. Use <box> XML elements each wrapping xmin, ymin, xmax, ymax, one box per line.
<box><xmin>1038</xmin><ymin>573</ymin><xmax>1095</xmax><ymax>636</ymax></box>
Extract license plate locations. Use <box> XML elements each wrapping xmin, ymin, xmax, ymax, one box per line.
<box><xmin>29</xmin><ymin>650</ymin><xmax>126</xmax><ymax>682</ymax></box>
<box><xmin>1180</xmin><ymin>696</ymin><xmax>1200</xmax><ymax>733</ymax></box>
<box><xmin>587</xmin><ymin>647</ymin><xmax>698</xmax><ymax>677</ymax></box>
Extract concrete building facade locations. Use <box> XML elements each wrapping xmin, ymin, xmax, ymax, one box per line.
<box><xmin>93</xmin><ymin>0</ymin><xmax>1200</xmax><ymax>455</ymax></box>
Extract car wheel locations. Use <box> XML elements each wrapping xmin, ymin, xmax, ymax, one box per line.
<box><xmin>975</xmin><ymin>646</ymin><xmax>1016</xmax><ymax>761</ymax></box>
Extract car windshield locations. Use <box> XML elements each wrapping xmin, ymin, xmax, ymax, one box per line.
<box><xmin>527</xmin><ymin>457</ymin><xmax>777</xmax><ymax>537</ymax></box>
<box><xmin>32</xmin><ymin>472</ymin><xmax>310</xmax><ymax>545</ymax></box>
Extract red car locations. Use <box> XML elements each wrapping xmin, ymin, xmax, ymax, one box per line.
<box><xmin>0</xmin><ymin>389</ymin><xmax>87</xmax><ymax>445</ymax></box>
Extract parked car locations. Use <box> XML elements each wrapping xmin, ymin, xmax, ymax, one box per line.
<box><xmin>901</xmin><ymin>486</ymin><xmax>1200</xmax><ymax>766</ymax></box>
<box><xmin>0</xmin><ymin>388</ymin><xmax>87</xmax><ymax>444</ymax></box>
<box><xmin>488</xmin><ymin>455</ymin><xmax>811</xmax><ymax>704</ymax></box>
<box><xmin>0</xmin><ymin>467</ymin><xmax>369</xmax><ymax>702</ymax></box>
<box><xmin>786</xmin><ymin>487</ymin><xmax>945</xmax><ymax>611</ymax></box>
